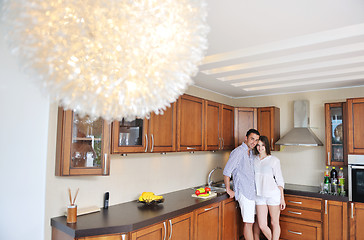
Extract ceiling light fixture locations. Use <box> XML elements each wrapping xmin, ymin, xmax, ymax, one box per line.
<box><xmin>1</xmin><ymin>0</ymin><xmax>209</xmax><ymax>121</ymax></box>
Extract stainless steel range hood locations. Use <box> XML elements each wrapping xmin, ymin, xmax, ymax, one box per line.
<box><xmin>275</xmin><ymin>100</ymin><xmax>323</xmax><ymax>146</ymax></box>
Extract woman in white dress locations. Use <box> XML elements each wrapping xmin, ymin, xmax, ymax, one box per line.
<box><xmin>253</xmin><ymin>136</ymin><xmax>286</xmax><ymax>240</ymax></box>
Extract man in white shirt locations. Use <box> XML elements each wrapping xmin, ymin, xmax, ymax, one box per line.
<box><xmin>223</xmin><ymin>129</ymin><xmax>260</xmax><ymax>240</ymax></box>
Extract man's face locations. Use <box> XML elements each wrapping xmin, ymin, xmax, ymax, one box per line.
<box><xmin>245</xmin><ymin>133</ymin><xmax>260</xmax><ymax>150</ymax></box>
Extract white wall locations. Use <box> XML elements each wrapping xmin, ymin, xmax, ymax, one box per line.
<box><xmin>0</xmin><ymin>34</ymin><xmax>49</xmax><ymax>239</ymax></box>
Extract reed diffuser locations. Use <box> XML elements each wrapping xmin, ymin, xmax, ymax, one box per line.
<box><xmin>67</xmin><ymin>188</ymin><xmax>79</xmax><ymax>223</ymax></box>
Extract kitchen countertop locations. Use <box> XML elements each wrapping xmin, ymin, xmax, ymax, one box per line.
<box><xmin>51</xmin><ymin>188</ymin><xmax>228</xmax><ymax>238</ymax></box>
<box><xmin>51</xmin><ymin>183</ymin><xmax>348</xmax><ymax>238</ymax></box>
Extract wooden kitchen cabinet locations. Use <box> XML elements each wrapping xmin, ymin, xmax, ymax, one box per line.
<box><xmin>221</xmin><ymin>198</ymin><xmax>238</xmax><ymax>240</ymax></box>
<box><xmin>177</xmin><ymin>94</ymin><xmax>205</xmax><ymax>151</ymax></box>
<box><xmin>234</xmin><ymin>107</ymin><xmax>257</xmax><ymax>147</ymax></box>
<box><xmin>80</xmin><ymin>234</ymin><xmax>128</xmax><ymax>240</ymax></box>
<box><xmin>55</xmin><ymin>107</ymin><xmax>111</xmax><ymax>176</ymax></box>
<box><xmin>130</xmin><ymin>212</ymin><xmax>193</xmax><ymax>240</ymax></box>
<box><xmin>325</xmin><ymin>102</ymin><xmax>347</xmax><ymax>166</ymax></box>
<box><xmin>194</xmin><ymin>202</ymin><xmax>221</xmax><ymax>240</ymax></box>
<box><xmin>257</xmin><ymin>106</ymin><xmax>280</xmax><ymax>151</ymax></box>
<box><xmin>205</xmin><ymin>101</ymin><xmax>234</xmax><ymax>151</ymax></box>
<box><xmin>347</xmin><ymin>98</ymin><xmax>364</xmax><ymax>154</ymax></box>
<box><xmin>349</xmin><ymin>202</ymin><xmax>364</xmax><ymax>240</ymax></box>
<box><xmin>280</xmin><ymin>194</ymin><xmax>322</xmax><ymax>240</ymax></box>
<box><xmin>323</xmin><ymin>200</ymin><xmax>348</xmax><ymax>240</ymax></box>
<box><xmin>111</xmin><ymin>102</ymin><xmax>177</xmax><ymax>154</ymax></box>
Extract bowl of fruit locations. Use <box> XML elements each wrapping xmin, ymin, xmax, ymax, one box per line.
<box><xmin>137</xmin><ymin>192</ymin><xmax>164</xmax><ymax>205</ymax></box>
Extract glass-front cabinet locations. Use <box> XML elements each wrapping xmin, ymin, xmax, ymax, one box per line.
<box><xmin>325</xmin><ymin>102</ymin><xmax>346</xmax><ymax>166</ymax></box>
<box><xmin>55</xmin><ymin>108</ymin><xmax>111</xmax><ymax>176</ymax></box>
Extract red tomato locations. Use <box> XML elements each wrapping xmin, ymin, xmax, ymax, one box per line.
<box><xmin>195</xmin><ymin>190</ymin><xmax>201</xmax><ymax>196</ymax></box>
<box><xmin>205</xmin><ymin>187</ymin><xmax>211</xmax><ymax>192</ymax></box>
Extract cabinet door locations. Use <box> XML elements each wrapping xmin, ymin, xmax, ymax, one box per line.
<box><xmin>169</xmin><ymin>212</ymin><xmax>193</xmax><ymax>240</ymax></box>
<box><xmin>205</xmin><ymin>100</ymin><xmax>221</xmax><ymax>151</ymax></box>
<box><xmin>194</xmin><ymin>202</ymin><xmax>221</xmax><ymax>240</ymax></box>
<box><xmin>148</xmin><ymin>102</ymin><xmax>177</xmax><ymax>153</ymax></box>
<box><xmin>177</xmin><ymin>94</ymin><xmax>205</xmax><ymax>151</ymax></box>
<box><xmin>234</xmin><ymin>107</ymin><xmax>257</xmax><ymax>147</ymax></box>
<box><xmin>221</xmin><ymin>105</ymin><xmax>234</xmax><ymax>150</ymax></box>
<box><xmin>80</xmin><ymin>234</ymin><xmax>127</xmax><ymax>240</ymax></box>
<box><xmin>323</xmin><ymin>200</ymin><xmax>348</xmax><ymax>240</ymax></box>
<box><xmin>349</xmin><ymin>202</ymin><xmax>364</xmax><ymax>240</ymax></box>
<box><xmin>111</xmin><ymin>118</ymin><xmax>148</xmax><ymax>153</ymax></box>
<box><xmin>325</xmin><ymin>103</ymin><xmax>346</xmax><ymax>166</ymax></box>
<box><xmin>347</xmin><ymin>98</ymin><xmax>364</xmax><ymax>154</ymax></box>
<box><xmin>55</xmin><ymin>108</ymin><xmax>111</xmax><ymax>176</ymax></box>
<box><xmin>221</xmin><ymin>198</ymin><xmax>238</xmax><ymax>240</ymax></box>
<box><xmin>257</xmin><ymin>107</ymin><xmax>280</xmax><ymax>151</ymax></box>
<box><xmin>131</xmin><ymin>222</ymin><xmax>166</xmax><ymax>240</ymax></box>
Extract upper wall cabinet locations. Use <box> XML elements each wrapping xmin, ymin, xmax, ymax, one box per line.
<box><xmin>325</xmin><ymin>102</ymin><xmax>347</xmax><ymax>166</ymax></box>
<box><xmin>257</xmin><ymin>107</ymin><xmax>280</xmax><ymax>151</ymax></box>
<box><xmin>111</xmin><ymin>102</ymin><xmax>177</xmax><ymax>154</ymax></box>
<box><xmin>347</xmin><ymin>98</ymin><xmax>364</xmax><ymax>154</ymax></box>
<box><xmin>204</xmin><ymin>101</ymin><xmax>234</xmax><ymax>151</ymax></box>
<box><xmin>177</xmin><ymin>94</ymin><xmax>205</xmax><ymax>151</ymax></box>
<box><xmin>55</xmin><ymin>108</ymin><xmax>111</xmax><ymax>176</ymax></box>
<box><xmin>234</xmin><ymin>107</ymin><xmax>257</xmax><ymax>147</ymax></box>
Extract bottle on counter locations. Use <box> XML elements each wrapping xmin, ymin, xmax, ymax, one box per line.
<box><xmin>331</xmin><ymin>167</ymin><xmax>338</xmax><ymax>195</ymax></box>
<box><xmin>323</xmin><ymin>166</ymin><xmax>330</xmax><ymax>194</ymax></box>
<box><xmin>338</xmin><ymin>167</ymin><xmax>345</xmax><ymax>196</ymax></box>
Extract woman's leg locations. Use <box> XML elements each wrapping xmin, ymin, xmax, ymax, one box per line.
<box><xmin>268</xmin><ymin>205</ymin><xmax>281</xmax><ymax>240</ymax></box>
<box><xmin>256</xmin><ymin>205</ymin><xmax>272</xmax><ymax>240</ymax></box>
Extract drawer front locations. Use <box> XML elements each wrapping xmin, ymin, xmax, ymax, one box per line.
<box><xmin>281</xmin><ymin>206</ymin><xmax>321</xmax><ymax>222</ymax></box>
<box><xmin>285</xmin><ymin>195</ymin><xmax>322</xmax><ymax>210</ymax></box>
<box><xmin>280</xmin><ymin>220</ymin><xmax>317</xmax><ymax>240</ymax></box>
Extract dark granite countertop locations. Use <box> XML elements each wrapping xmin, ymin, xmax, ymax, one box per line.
<box><xmin>51</xmin><ymin>183</ymin><xmax>349</xmax><ymax>238</ymax></box>
<box><xmin>51</xmin><ymin>188</ymin><xmax>228</xmax><ymax>238</ymax></box>
<box><xmin>284</xmin><ymin>183</ymin><xmax>349</xmax><ymax>202</ymax></box>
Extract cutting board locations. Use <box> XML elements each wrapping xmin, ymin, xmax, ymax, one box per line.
<box><xmin>191</xmin><ymin>192</ymin><xmax>217</xmax><ymax>199</ymax></box>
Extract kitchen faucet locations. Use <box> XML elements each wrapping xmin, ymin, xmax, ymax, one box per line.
<box><xmin>207</xmin><ymin>167</ymin><xmax>222</xmax><ymax>187</ymax></box>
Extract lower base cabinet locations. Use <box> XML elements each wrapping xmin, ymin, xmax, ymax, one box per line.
<box><xmin>221</xmin><ymin>198</ymin><xmax>239</xmax><ymax>240</ymax></box>
<box><xmin>280</xmin><ymin>216</ymin><xmax>322</xmax><ymax>240</ymax></box>
<box><xmin>194</xmin><ymin>202</ymin><xmax>221</xmax><ymax>240</ymax></box>
<box><xmin>131</xmin><ymin>212</ymin><xmax>193</xmax><ymax>240</ymax></box>
<box><xmin>323</xmin><ymin>200</ymin><xmax>348</xmax><ymax>240</ymax></box>
<box><xmin>349</xmin><ymin>202</ymin><xmax>364</xmax><ymax>240</ymax></box>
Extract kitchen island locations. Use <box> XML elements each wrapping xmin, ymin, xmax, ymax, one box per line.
<box><xmin>51</xmin><ymin>184</ymin><xmax>349</xmax><ymax>239</ymax></box>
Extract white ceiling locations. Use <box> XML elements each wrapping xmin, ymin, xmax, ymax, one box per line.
<box><xmin>193</xmin><ymin>0</ymin><xmax>364</xmax><ymax>98</ymax></box>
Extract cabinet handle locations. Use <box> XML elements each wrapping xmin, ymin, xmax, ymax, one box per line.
<box><xmin>325</xmin><ymin>200</ymin><xmax>327</xmax><ymax>215</ymax></box>
<box><xmin>204</xmin><ymin>206</ymin><xmax>214</xmax><ymax>211</ymax></box>
<box><xmin>163</xmin><ymin>221</ymin><xmax>167</xmax><ymax>240</ymax></box>
<box><xmin>145</xmin><ymin>134</ymin><xmax>148</xmax><ymax>152</ymax></box>
<box><xmin>351</xmin><ymin>203</ymin><xmax>354</xmax><ymax>219</ymax></box>
<box><xmin>168</xmin><ymin>219</ymin><xmax>172</xmax><ymax>240</ymax></box>
<box><xmin>151</xmin><ymin>134</ymin><xmax>154</xmax><ymax>153</ymax></box>
<box><xmin>288</xmin><ymin>200</ymin><xmax>302</xmax><ymax>205</ymax></box>
<box><xmin>187</xmin><ymin>147</ymin><xmax>196</xmax><ymax>150</ymax></box>
<box><xmin>221</xmin><ymin>138</ymin><xmax>224</xmax><ymax>150</ymax></box>
<box><xmin>271</xmin><ymin>138</ymin><xmax>273</xmax><ymax>150</ymax></box>
<box><xmin>103</xmin><ymin>154</ymin><xmax>108</xmax><ymax>175</ymax></box>
<box><xmin>328</xmin><ymin>152</ymin><xmax>330</xmax><ymax>165</ymax></box>
<box><xmin>218</xmin><ymin>138</ymin><xmax>221</xmax><ymax>150</ymax></box>
<box><xmin>288</xmin><ymin>230</ymin><xmax>302</xmax><ymax>235</ymax></box>
<box><xmin>122</xmin><ymin>234</ymin><xmax>126</xmax><ymax>240</ymax></box>
<box><xmin>288</xmin><ymin>210</ymin><xmax>302</xmax><ymax>215</ymax></box>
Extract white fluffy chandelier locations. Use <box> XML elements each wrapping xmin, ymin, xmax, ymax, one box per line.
<box><xmin>1</xmin><ymin>0</ymin><xmax>209</xmax><ymax>121</ymax></box>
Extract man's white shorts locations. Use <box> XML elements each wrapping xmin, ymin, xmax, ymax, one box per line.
<box><xmin>255</xmin><ymin>192</ymin><xmax>281</xmax><ymax>206</ymax></box>
<box><xmin>237</xmin><ymin>194</ymin><xmax>256</xmax><ymax>223</ymax></box>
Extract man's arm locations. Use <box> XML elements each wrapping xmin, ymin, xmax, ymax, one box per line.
<box><xmin>224</xmin><ymin>175</ymin><xmax>235</xmax><ymax>198</ymax></box>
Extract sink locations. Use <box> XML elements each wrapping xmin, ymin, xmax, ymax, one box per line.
<box><xmin>193</xmin><ymin>184</ymin><xmax>226</xmax><ymax>193</ymax></box>
<box><xmin>211</xmin><ymin>183</ymin><xmax>225</xmax><ymax>188</ymax></box>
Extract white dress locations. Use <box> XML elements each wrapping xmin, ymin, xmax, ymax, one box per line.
<box><xmin>254</xmin><ymin>155</ymin><xmax>284</xmax><ymax>197</ymax></box>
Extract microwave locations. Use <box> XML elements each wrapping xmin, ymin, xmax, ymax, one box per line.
<box><xmin>348</xmin><ymin>155</ymin><xmax>364</xmax><ymax>203</ymax></box>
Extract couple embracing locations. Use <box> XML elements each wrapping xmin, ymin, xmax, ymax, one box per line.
<box><xmin>223</xmin><ymin>129</ymin><xmax>285</xmax><ymax>240</ymax></box>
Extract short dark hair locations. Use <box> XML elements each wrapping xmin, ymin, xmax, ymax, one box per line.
<box><xmin>246</xmin><ymin>128</ymin><xmax>260</xmax><ymax>137</ymax></box>
<box><xmin>254</xmin><ymin>135</ymin><xmax>271</xmax><ymax>155</ymax></box>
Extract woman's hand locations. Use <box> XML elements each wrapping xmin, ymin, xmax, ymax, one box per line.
<box><xmin>280</xmin><ymin>198</ymin><xmax>286</xmax><ymax>210</ymax></box>
<box><xmin>226</xmin><ymin>188</ymin><xmax>235</xmax><ymax>199</ymax></box>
